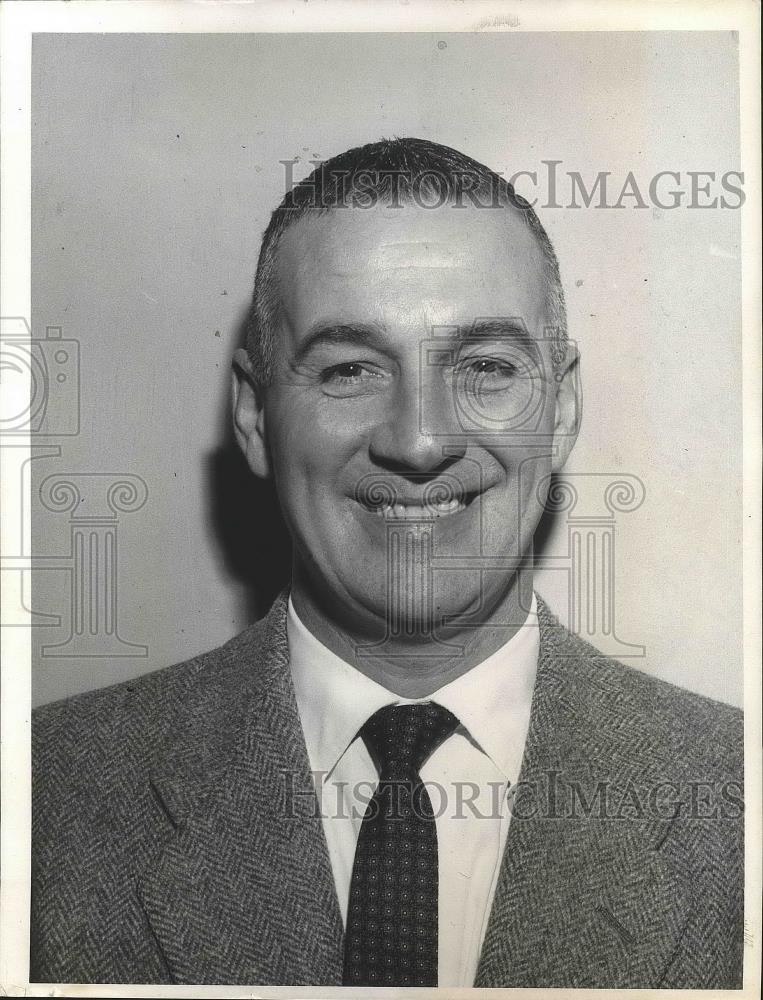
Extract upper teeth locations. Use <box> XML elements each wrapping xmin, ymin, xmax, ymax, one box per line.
<box><xmin>374</xmin><ymin>498</ymin><xmax>465</xmax><ymax>518</ymax></box>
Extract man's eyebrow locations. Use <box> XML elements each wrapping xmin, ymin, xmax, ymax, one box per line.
<box><xmin>292</xmin><ymin>318</ymin><xmax>538</xmax><ymax>364</ymax></box>
<box><xmin>462</xmin><ymin>318</ymin><xmax>537</xmax><ymax>349</ymax></box>
<box><xmin>292</xmin><ymin>323</ymin><xmax>386</xmax><ymax>364</ymax></box>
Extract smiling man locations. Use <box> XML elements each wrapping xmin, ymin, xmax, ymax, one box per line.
<box><xmin>234</xmin><ymin>168</ymin><xmax>576</xmax><ymax>696</ymax></box>
<box><xmin>32</xmin><ymin>139</ymin><xmax>744</xmax><ymax>988</ymax></box>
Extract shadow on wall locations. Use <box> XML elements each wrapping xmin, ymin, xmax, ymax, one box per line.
<box><xmin>208</xmin><ymin>435</ymin><xmax>292</xmax><ymax>625</ymax></box>
<box><xmin>206</xmin><ymin>319</ymin><xmax>561</xmax><ymax>628</ymax></box>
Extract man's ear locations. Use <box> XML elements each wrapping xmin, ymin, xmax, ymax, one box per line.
<box><xmin>551</xmin><ymin>341</ymin><xmax>582</xmax><ymax>474</ymax></box>
<box><xmin>232</xmin><ymin>348</ymin><xmax>271</xmax><ymax>479</ymax></box>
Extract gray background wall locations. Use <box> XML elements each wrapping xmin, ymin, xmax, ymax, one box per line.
<box><xmin>31</xmin><ymin>31</ymin><xmax>742</xmax><ymax>706</ymax></box>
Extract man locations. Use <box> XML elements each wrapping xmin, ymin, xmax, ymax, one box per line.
<box><xmin>32</xmin><ymin>138</ymin><xmax>743</xmax><ymax>988</ymax></box>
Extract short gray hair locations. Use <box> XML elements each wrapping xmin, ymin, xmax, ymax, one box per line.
<box><xmin>247</xmin><ymin>137</ymin><xmax>567</xmax><ymax>386</ymax></box>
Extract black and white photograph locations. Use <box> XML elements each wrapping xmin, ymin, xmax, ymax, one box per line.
<box><xmin>0</xmin><ymin>1</ymin><xmax>760</xmax><ymax>996</ymax></box>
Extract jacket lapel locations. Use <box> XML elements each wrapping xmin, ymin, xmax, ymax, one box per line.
<box><xmin>475</xmin><ymin>601</ymin><xmax>691</xmax><ymax>987</ymax></box>
<box><xmin>137</xmin><ymin>593</ymin><xmax>344</xmax><ymax>985</ymax></box>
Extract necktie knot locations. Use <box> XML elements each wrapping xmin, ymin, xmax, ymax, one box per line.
<box><xmin>361</xmin><ymin>702</ymin><xmax>459</xmax><ymax>779</ymax></box>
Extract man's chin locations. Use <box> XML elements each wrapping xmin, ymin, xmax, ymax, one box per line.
<box><xmin>332</xmin><ymin>576</ymin><xmax>510</xmax><ymax>642</ymax></box>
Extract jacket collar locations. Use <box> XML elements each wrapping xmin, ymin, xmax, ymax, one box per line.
<box><xmin>139</xmin><ymin>592</ymin><xmax>690</xmax><ymax>987</ymax></box>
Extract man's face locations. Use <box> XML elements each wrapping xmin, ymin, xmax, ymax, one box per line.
<box><xmin>240</xmin><ymin>203</ymin><xmax>577</xmax><ymax>637</ymax></box>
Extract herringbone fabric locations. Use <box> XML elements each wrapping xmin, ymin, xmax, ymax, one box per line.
<box><xmin>342</xmin><ymin>703</ymin><xmax>459</xmax><ymax>987</ymax></box>
<box><xmin>31</xmin><ymin>593</ymin><xmax>744</xmax><ymax>987</ymax></box>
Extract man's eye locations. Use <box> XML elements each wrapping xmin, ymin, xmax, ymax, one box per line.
<box><xmin>465</xmin><ymin>359</ymin><xmax>517</xmax><ymax>376</ymax></box>
<box><xmin>322</xmin><ymin>362</ymin><xmax>371</xmax><ymax>383</ymax></box>
<box><xmin>452</xmin><ymin>357</ymin><xmax>518</xmax><ymax>396</ymax></box>
<box><xmin>319</xmin><ymin>361</ymin><xmax>386</xmax><ymax>395</ymax></box>
<box><xmin>452</xmin><ymin>357</ymin><xmax>519</xmax><ymax>391</ymax></box>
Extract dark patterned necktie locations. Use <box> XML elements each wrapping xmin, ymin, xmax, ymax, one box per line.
<box><xmin>342</xmin><ymin>702</ymin><xmax>460</xmax><ymax>987</ymax></box>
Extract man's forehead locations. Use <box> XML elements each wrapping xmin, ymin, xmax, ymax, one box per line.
<box><xmin>349</xmin><ymin>238</ymin><xmax>480</xmax><ymax>272</ymax></box>
<box><xmin>271</xmin><ymin>205</ymin><xmax>551</xmax><ymax>343</ymax></box>
<box><xmin>276</xmin><ymin>203</ymin><xmax>544</xmax><ymax>278</ymax></box>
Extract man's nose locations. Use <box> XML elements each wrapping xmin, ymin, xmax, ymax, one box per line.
<box><xmin>368</xmin><ymin>371</ymin><xmax>467</xmax><ymax>473</ymax></box>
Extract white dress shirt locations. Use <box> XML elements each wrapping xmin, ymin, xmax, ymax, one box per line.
<box><xmin>287</xmin><ymin>594</ymin><xmax>539</xmax><ymax>988</ymax></box>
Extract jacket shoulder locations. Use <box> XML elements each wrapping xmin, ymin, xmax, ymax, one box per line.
<box><xmin>32</xmin><ymin>611</ymin><xmax>274</xmax><ymax>803</ymax></box>
<box><xmin>31</xmin><ymin>601</ymin><xmax>287</xmax><ymax>984</ymax></box>
<box><xmin>537</xmin><ymin>599</ymin><xmax>743</xmax><ymax>777</ymax></box>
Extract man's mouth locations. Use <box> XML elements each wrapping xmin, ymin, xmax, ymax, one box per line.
<box><xmin>356</xmin><ymin>485</ymin><xmax>480</xmax><ymax>519</ymax></box>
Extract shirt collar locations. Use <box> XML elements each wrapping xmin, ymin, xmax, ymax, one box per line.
<box><xmin>288</xmin><ymin>594</ymin><xmax>539</xmax><ymax>784</ymax></box>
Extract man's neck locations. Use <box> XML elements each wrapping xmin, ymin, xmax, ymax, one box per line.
<box><xmin>289</xmin><ymin>569</ymin><xmax>535</xmax><ymax>699</ymax></box>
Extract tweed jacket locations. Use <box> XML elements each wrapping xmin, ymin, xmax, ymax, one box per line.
<box><xmin>31</xmin><ymin>594</ymin><xmax>744</xmax><ymax>987</ymax></box>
